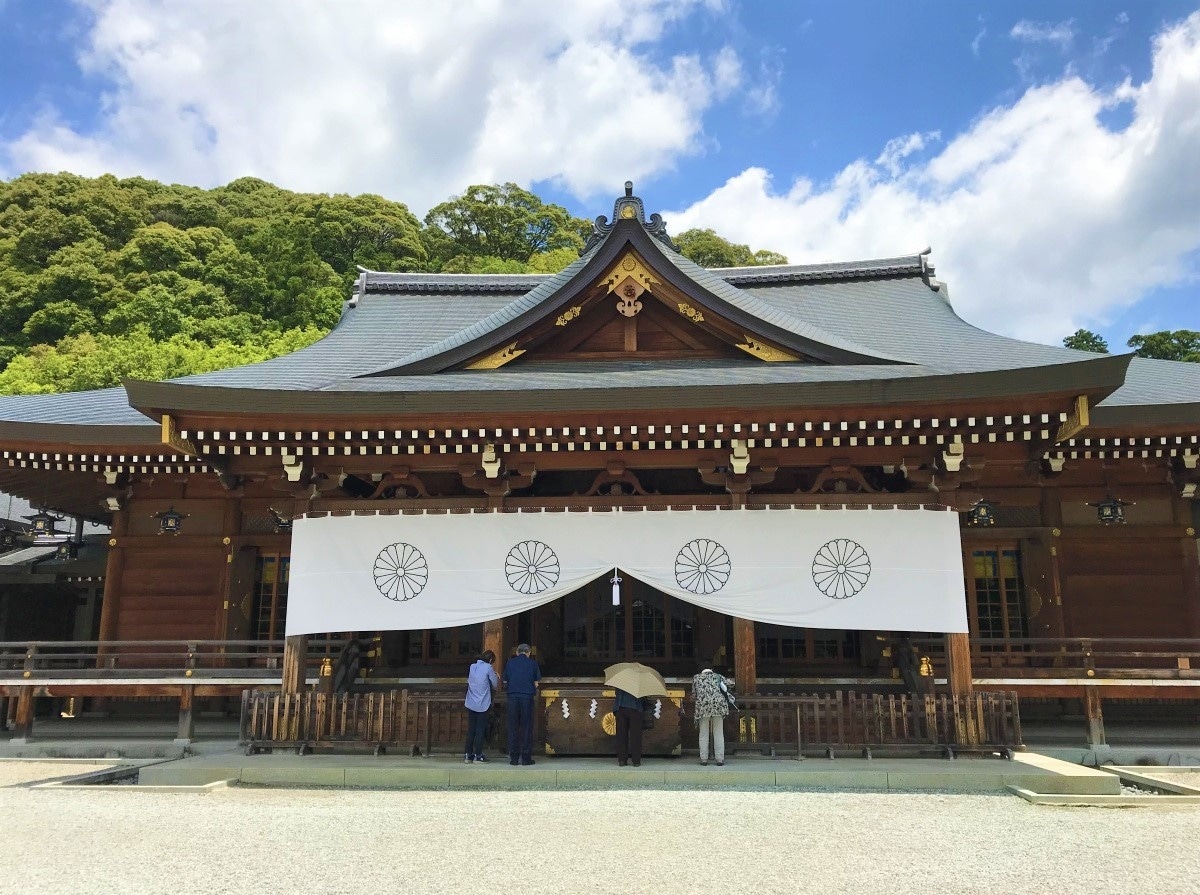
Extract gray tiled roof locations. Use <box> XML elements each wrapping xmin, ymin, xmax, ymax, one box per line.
<box><xmin>1</xmin><ymin>237</ymin><xmax>1197</xmax><ymax>431</ymax></box>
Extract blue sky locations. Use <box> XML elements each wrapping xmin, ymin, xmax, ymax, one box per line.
<box><xmin>1</xmin><ymin>0</ymin><xmax>1198</xmax><ymax>347</ymax></box>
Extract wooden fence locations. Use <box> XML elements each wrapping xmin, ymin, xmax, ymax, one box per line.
<box><xmin>240</xmin><ymin>688</ymin><xmax>1023</xmax><ymax>757</ymax></box>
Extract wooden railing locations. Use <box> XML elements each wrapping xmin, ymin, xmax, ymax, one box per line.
<box><xmin>914</xmin><ymin>637</ymin><xmax>1200</xmax><ymax>678</ymax></box>
<box><xmin>725</xmin><ymin>691</ymin><xmax>1022</xmax><ymax>756</ymax></box>
<box><xmin>241</xmin><ymin>689</ymin><xmax>488</xmax><ymax>756</ymax></box>
<box><xmin>240</xmin><ymin>689</ymin><xmax>1022</xmax><ymax>756</ymax></box>
<box><xmin>0</xmin><ymin>638</ymin><xmax>345</xmax><ymax>678</ymax></box>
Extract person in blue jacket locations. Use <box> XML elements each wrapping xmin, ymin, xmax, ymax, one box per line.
<box><xmin>502</xmin><ymin>643</ymin><xmax>541</xmax><ymax>765</ymax></box>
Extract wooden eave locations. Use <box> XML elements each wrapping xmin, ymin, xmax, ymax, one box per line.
<box><xmin>123</xmin><ymin>352</ymin><xmax>1132</xmax><ymax>421</ymax></box>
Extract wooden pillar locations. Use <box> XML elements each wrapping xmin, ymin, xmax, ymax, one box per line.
<box><xmin>945</xmin><ymin>632</ymin><xmax>977</xmax><ymax>745</ymax></box>
<box><xmin>732</xmin><ymin>617</ymin><xmax>757</xmax><ymax>696</ymax></box>
<box><xmin>175</xmin><ymin>686</ymin><xmax>195</xmax><ymax>744</ymax></box>
<box><xmin>945</xmin><ymin>633</ymin><xmax>974</xmax><ymax>698</ymax></box>
<box><xmin>96</xmin><ymin>509</ymin><xmax>129</xmax><ymax>651</ymax></box>
<box><xmin>1083</xmin><ymin>686</ymin><xmax>1106</xmax><ymax>747</ymax></box>
<box><xmin>1175</xmin><ymin>496</ymin><xmax>1200</xmax><ymax>637</ymax></box>
<box><xmin>12</xmin><ymin>688</ymin><xmax>34</xmax><ymax>742</ymax></box>
<box><xmin>281</xmin><ymin>634</ymin><xmax>308</xmax><ymax>694</ymax></box>
<box><xmin>483</xmin><ymin>618</ymin><xmax>507</xmax><ymax>674</ymax></box>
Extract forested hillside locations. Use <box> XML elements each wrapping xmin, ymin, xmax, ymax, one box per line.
<box><xmin>0</xmin><ymin>174</ymin><xmax>788</xmax><ymax>395</ymax></box>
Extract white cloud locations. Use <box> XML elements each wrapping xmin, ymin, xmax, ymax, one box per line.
<box><xmin>665</xmin><ymin>13</ymin><xmax>1200</xmax><ymax>343</ymax></box>
<box><xmin>971</xmin><ymin>19</ymin><xmax>987</xmax><ymax>58</ymax></box>
<box><xmin>1010</xmin><ymin>19</ymin><xmax>1076</xmax><ymax>50</ymax></box>
<box><xmin>1</xmin><ymin>0</ymin><xmax>748</xmax><ymax>210</ymax></box>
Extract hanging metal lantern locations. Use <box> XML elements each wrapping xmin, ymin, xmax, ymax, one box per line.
<box><xmin>968</xmin><ymin>499</ymin><xmax>996</xmax><ymax>526</ymax></box>
<box><xmin>155</xmin><ymin>506</ymin><xmax>188</xmax><ymax>535</ymax></box>
<box><xmin>55</xmin><ymin>540</ymin><xmax>78</xmax><ymax>560</ymax></box>
<box><xmin>25</xmin><ymin>508</ymin><xmax>62</xmax><ymax>537</ymax></box>
<box><xmin>1088</xmin><ymin>495</ymin><xmax>1133</xmax><ymax>525</ymax></box>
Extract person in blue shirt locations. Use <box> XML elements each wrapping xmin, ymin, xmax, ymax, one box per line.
<box><xmin>463</xmin><ymin>649</ymin><xmax>499</xmax><ymax>763</ymax></box>
<box><xmin>501</xmin><ymin>643</ymin><xmax>541</xmax><ymax>766</ymax></box>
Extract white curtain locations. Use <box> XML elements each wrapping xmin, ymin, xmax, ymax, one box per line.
<box><xmin>285</xmin><ymin>507</ymin><xmax>968</xmax><ymax>635</ymax></box>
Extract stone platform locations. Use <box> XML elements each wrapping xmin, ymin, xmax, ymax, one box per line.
<box><xmin>136</xmin><ymin>749</ymin><xmax>1119</xmax><ymax>794</ymax></box>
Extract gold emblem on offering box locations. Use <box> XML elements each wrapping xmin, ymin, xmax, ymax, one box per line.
<box><xmin>601</xmin><ymin>712</ymin><xmax>617</xmax><ymax>736</ymax></box>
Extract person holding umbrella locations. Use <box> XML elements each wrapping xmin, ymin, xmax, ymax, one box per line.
<box><xmin>604</xmin><ymin>662</ymin><xmax>667</xmax><ymax>768</ymax></box>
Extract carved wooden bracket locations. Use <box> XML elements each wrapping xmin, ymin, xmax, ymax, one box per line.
<box><xmin>365</xmin><ymin>468</ymin><xmax>430</xmax><ymax>500</ymax></box>
<box><xmin>459</xmin><ymin>463</ymin><xmax>536</xmax><ymax>499</ymax></box>
<box><xmin>699</xmin><ymin>459</ymin><xmax>778</xmax><ymax>495</ymax></box>
<box><xmin>807</xmin><ymin>459</ymin><xmax>877</xmax><ymax>494</ymax></box>
<box><xmin>583</xmin><ymin>464</ymin><xmax>648</xmax><ymax>496</ymax></box>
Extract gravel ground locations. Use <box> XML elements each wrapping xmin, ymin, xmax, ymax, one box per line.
<box><xmin>3</xmin><ymin>772</ymin><xmax>1200</xmax><ymax>895</ymax></box>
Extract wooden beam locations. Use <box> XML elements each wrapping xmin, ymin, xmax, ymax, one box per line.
<box><xmin>483</xmin><ymin>618</ymin><xmax>507</xmax><ymax>675</ymax></box>
<box><xmin>175</xmin><ymin>685</ymin><xmax>195</xmax><ymax>744</ymax></box>
<box><xmin>732</xmin><ymin>617</ymin><xmax>757</xmax><ymax>696</ymax></box>
<box><xmin>281</xmin><ymin>635</ymin><xmax>308</xmax><ymax>694</ymax></box>
<box><xmin>1083</xmin><ymin>686</ymin><xmax>1106</xmax><ymax>747</ymax></box>
<box><xmin>96</xmin><ymin>509</ymin><xmax>129</xmax><ymax>650</ymax></box>
<box><xmin>945</xmin><ymin>633</ymin><xmax>974</xmax><ymax>699</ymax></box>
<box><xmin>11</xmin><ymin>688</ymin><xmax>34</xmax><ymax>741</ymax></box>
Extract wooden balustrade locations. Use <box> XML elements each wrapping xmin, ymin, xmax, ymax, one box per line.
<box><xmin>0</xmin><ymin>638</ymin><xmax>345</xmax><ymax>678</ymax></box>
<box><xmin>912</xmin><ymin>637</ymin><xmax>1200</xmax><ymax>678</ymax></box>
<box><xmin>239</xmin><ymin>689</ymin><xmax>1022</xmax><ymax>756</ymax></box>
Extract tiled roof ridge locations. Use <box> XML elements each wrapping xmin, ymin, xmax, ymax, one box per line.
<box><xmin>357</xmin><ymin>252</ymin><xmax>929</xmax><ymax>293</ymax></box>
<box><xmin>715</xmin><ymin>253</ymin><xmax>927</xmax><ymax>284</ymax></box>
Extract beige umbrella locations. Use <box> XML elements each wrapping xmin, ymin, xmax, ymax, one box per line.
<box><xmin>603</xmin><ymin>662</ymin><xmax>668</xmax><ymax>699</ymax></box>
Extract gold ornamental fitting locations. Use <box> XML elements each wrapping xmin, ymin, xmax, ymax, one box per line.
<box><xmin>320</xmin><ymin>657</ymin><xmax>333</xmax><ymax>677</ymax></box>
<box><xmin>601</xmin><ymin>712</ymin><xmax>617</xmax><ymax>736</ymax></box>
<box><xmin>918</xmin><ymin>657</ymin><xmax>933</xmax><ymax>677</ymax></box>
<box><xmin>1086</xmin><ymin>669</ymin><xmax>1095</xmax><ymax>677</ymax></box>
<box><xmin>222</xmin><ymin>537</ymin><xmax>231</xmax><ymax>546</ymax></box>
<box><xmin>1188</xmin><ymin>527</ymin><xmax>1196</xmax><ymax>537</ymax></box>
<box><xmin>23</xmin><ymin>670</ymin><xmax>31</xmax><ymax>678</ymax></box>
<box><xmin>185</xmin><ymin>669</ymin><xmax>193</xmax><ymax>677</ymax></box>
<box><xmin>108</xmin><ymin>538</ymin><xmax>117</xmax><ymax>547</ymax></box>
<box><xmin>1051</xmin><ymin>528</ymin><xmax>1062</xmax><ymax>537</ymax></box>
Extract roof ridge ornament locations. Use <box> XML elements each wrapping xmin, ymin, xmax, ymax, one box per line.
<box><xmin>582</xmin><ymin>181</ymin><xmax>680</xmax><ymax>255</ymax></box>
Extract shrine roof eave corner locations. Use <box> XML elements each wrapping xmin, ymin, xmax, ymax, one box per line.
<box><xmin>122</xmin><ymin>352</ymin><xmax>1132</xmax><ymax>420</ymax></box>
<box><xmin>361</xmin><ymin>219</ymin><xmax>906</xmax><ymax>377</ymax></box>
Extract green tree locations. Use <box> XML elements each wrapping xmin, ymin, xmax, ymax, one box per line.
<box><xmin>674</xmin><ymin>228</ymin><xmax>788</xmax><ymax>268</ymax></box>
<box><xmin>1063</xmin><ymin>329</ymin><xmax>1109</xmax><ymax>353</ymax></box>
<box><xmin>424</xmin><ymin>183</ymin><xmax>588</xmax><ymax>266</ymax></box>
<box><xmin>1127</xmin><ymin>330</ymin><xmax>1200</xmax><ymax>362</ymax></box>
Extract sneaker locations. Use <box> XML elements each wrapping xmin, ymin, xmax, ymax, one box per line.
<box><xmin>700</xmin><ymin>760</ymin><xmax>708</xmax><ymax>766</ymax></box>
<box><xmin>716</xmin><ymin>760</ymin><xmax>724</xmax><ymax>766</ymax></box>
<box><xmin>474</xmin><ymin>754</ymin><xmax>490</xmax><ymax>763</ymax></box>
<box><xmin>464</xmin><ymin>754</ymin><xmax>474</xmax><ymax>763</ymax></box>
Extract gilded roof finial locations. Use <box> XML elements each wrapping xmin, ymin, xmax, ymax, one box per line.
<box><xmin>582</xmin><ymin>182</ymin><xmax>679</xmax><ymax>255</ymax></box>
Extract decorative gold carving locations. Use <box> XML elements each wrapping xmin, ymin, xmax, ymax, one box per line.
<box><xmin>602</xmin><ymin>252</ymin><xmax>661</xmax><ymax>295</ymax></box>
<box><xmin>466</xmin><ymin>341</ymin><xmax>525</xmax><ymax>370</ymax></box>
<box><xmin>1055</xmin><ymin>395</ymin><xmax>1090</xmax><ymax>442</ymax></box>
<box><xmin>620</xmin><ymin>205</ymin><xmax>637</xmax><ymax>219</ymax></box>
<box><xmin>677</xmin><ymin>302</ymin><xmax>705</xmax><ymax>323</ymax></box>
<box><xmin>544</xmin><ymin>742</ymin><xmax>557</xmax><ymax>756</ymax></box>
<box><xmin>616</xmin><ymin>282</ymin><xmax>643</xmax><ymax>317</ymax></box>
<box><xmin>555</xmin><ymin>306</ymin><xmax>582</xmax><ymax>326</ymax></box>
<box><xmin>735</xmin><ymin>336</ymin><xmax>798</xmax><ymax>362</ymax></box>
<box><xmin>601</xmin><ymin>712</ymin><xmax>617</xmax><ymax>735</ymax></box>
<box><xmin>161</xmin><ymin>414</ymin><xmax>198</xmax><ymax>456</ymax></box>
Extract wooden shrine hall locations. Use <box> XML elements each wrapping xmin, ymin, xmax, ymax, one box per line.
<box><xmin>1</xmin><ymin>183</ymin><xmax>1198</xmax><ymax>754</ymax></box>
